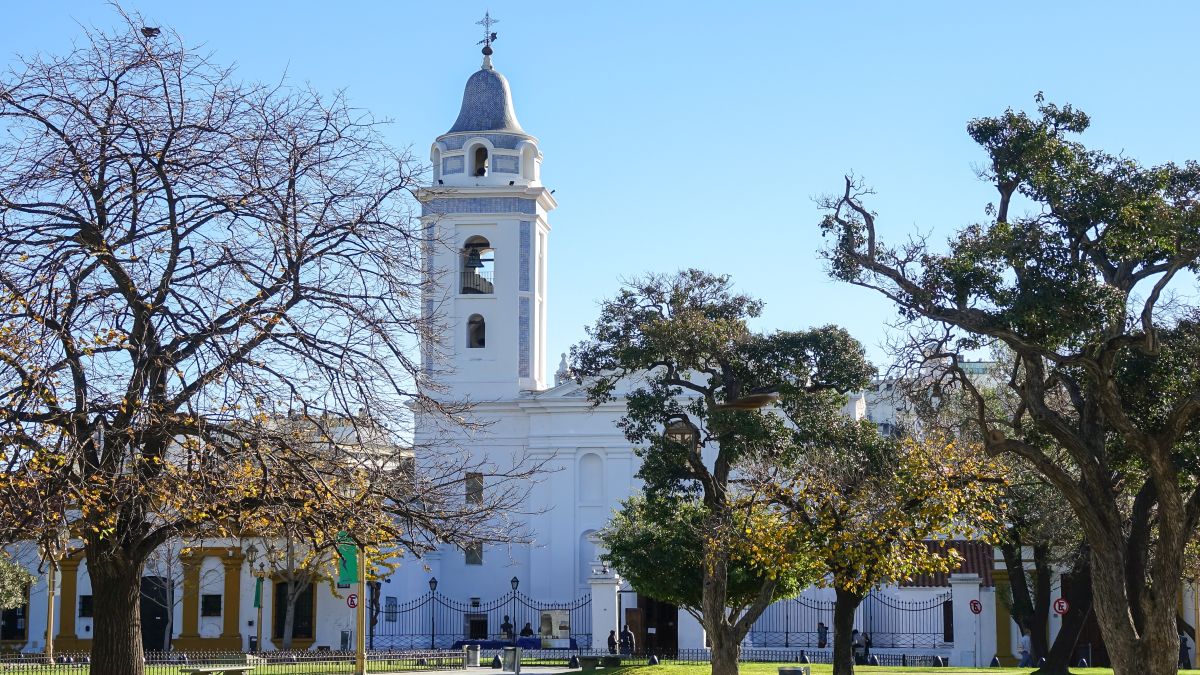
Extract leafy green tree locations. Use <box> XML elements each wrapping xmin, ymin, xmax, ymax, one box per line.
<box><xmin>0</xmin><ymin>554</ymin><xmax>33</xmax><ymax>610</ymax></box>
<box><xmin>572</xmin><ymin>269</ymin><xmax>873</xmax><ymax>675</ymax></box>
<box><xmin>600</xmin><ymin>495</ymin><xmax>812</xmax><ymax>617</ymax></box>
<box><xmin>904</xmin><ymin>360</ymin><xmax>1090</xmax><ymax>674</ymax></box>
<box><xmin>819</xmin><ymin>97</ymin><xmax>1200</xmax><ymax>675</ymax></box>
<box><xmin>756</xmin><ymin>422</ymin><xmax>1003</xmax><ymax>675</ymax></box>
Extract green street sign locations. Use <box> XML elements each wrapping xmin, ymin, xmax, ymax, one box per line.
<box><xmin>336</xmin><ymin>531</ymin><xmax>358</xmax><ymax>585</ymax></box>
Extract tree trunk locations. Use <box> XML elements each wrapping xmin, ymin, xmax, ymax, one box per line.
<box><xmin>283</xmin><ymin>581</ymin><xmax>297</xmax><ymax>650</ymax></box>
<box><xmin>1036</xmin><ymin>553</ymin><xmax>1092</xmax><ymax>674</ymax></box>
<box><xmin>709</xmin><ymin>628</ymin><xmax>741</xmax><ymax>675</ymax></box>
<box><xmin>832</xmin><ymin>588</ymin><xmax>863</xmax><ymax>675</ymax></box>
<box><xmin>1000</xmin><ymin>541</ymin><xmax>1034</xmax><ymax>634</ymax></box>
<box><xmin>700</xmin><ymin>543</ymin><xmax>740</xmax><ymax>675</ymax></box>
<box><xmin>88</xmin><ymin>544</ymin><xmax>147</xmax><ymax>675</ymax></box>
<box><xmin>1089</xmin><ymin>538</ymin><xmax>1180</xmax><ymax>675</ymax></box>
<box><xmin>1030</xmin><ymin>544</ymin><xmax>1052</xmax><ymax>659</ymax></box>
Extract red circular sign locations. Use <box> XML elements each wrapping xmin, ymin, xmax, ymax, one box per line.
<box><xmin>1053</xmin><ymin>597</ymin><xmax>1070</xmax><ymax>615</ymax></box>
<box><xmin>969</xmin><ymin>599</ymin><xmax>983</xmax><ymax>615</ymax></box>
<box><xmin>347</xmin><ymin>593</ymin><xmax>359</xmax><ymax>609</ymax></box>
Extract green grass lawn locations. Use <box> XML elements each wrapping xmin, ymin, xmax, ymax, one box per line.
<box><xmin>0</xmin><ymin>662</ymin><xmax>459</xmax><ymax>674</ymax></box>
<box><xmin>597</xmin><ymin>665</ymin><xmax>1200</xmax><ymax>675</ymax></box>
<box><xmin>5</xmin><ymin>663</ymin><xmax>1200</xmax><ymax>675</ymax></box>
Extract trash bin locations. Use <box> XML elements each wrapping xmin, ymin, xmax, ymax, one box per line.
<box><xmin>501</xmin><ymin>646</ymin><xmax>522</xmax><ymax>674</ymax></box>
<box><xmin>248</xmin><ymin>636</ymin><xmax>258</xmax><ymax>652</ymax></box>
<box><xmin>466</xmin><ymin>645</ymin><xmax>481</xmax><ymax>667</ymax></box>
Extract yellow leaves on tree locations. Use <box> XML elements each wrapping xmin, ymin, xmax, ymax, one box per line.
<box><xmin>750</xmin><ymin>431</ymin><xmax>1006</xmax><ymax>595</ymax></box>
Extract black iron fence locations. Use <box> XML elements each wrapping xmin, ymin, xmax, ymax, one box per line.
<box><xmin>494</xmin><ymin>647</ymin><xmax>946</xmax><ymax>667</ymax></box>
<box><xmin>860</xmin><ymin>590</ymin><xmax>953</xmax><ymax>648</ymax></box>
<box><xmin>0</xmin><ymin>647</ymin><xmax>950</xmax><ymax>671</ymax></box>
<box><xmin>0</xmin><ymin>649</ymin><xmax>466</xmax><ymax>673</ymax></box>
<box><xmin>372</xmin><ymin>589</ymin><xmax>592</xmax><ymax>650</ymax></box>
<box><xmin>748</xmin><ymin>589</ymin><xmax>953</xmax><ymax>649</ymax></box>
<box><xmin>663</xmin><ymin>648</ymin><xmax>944</xmax><ymax>667</ymax></box>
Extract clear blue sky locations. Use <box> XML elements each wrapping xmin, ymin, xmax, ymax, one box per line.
<box><xmin>5</xmin><ymin>2</ymin><xmax>1199</xmax><ymax>369</ymax></box>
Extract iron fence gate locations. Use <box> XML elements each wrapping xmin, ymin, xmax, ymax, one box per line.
<box><xmin>748</xmin><ymin>594</ymin><xmax>834</xmax><ymax>648</ymax></box>
<box><xmin>859</xmin><ymin>590</ymin><xmax>952</xmax><ymax>648</ymax></box>
<box><xmin>748</xmin><ymin>590</ymin><xmax>953</xmax><ymax>649</ymax></box>
<box><xmin>371</xmin><ymin>590</ymin><xmax>592</xmax><ymax>650</ymax></box>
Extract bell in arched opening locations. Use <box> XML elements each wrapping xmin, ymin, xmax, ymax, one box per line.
<box><xmin>460</xmin><ymin>236</ymin><xmax>495</xmax><ymax>295</ymax></box>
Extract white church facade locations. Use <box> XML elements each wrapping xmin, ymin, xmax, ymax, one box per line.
<box><xmin>399</xmin><ymin>43</ymin><xmax>1001</xmax><ymax>665</ymax></box>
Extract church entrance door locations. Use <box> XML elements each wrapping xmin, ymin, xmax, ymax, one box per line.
<box><xmin>628</xmin><ymin>596</ymin><xmax>677</xmax><ymax>657</ymax></box>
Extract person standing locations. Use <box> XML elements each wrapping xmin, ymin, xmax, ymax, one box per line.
<box><xmin>816</xmin><ymin>622</ymin><xmax>828</xmax><ymax>649</ymax></box>
<box><xmin>607</xmin><ymin>630</ymin><xmax>618</xmax><ymax>655</ymax></box>
<box><xmin>1017</xmin><ymin>627</ymin><xmax>1034</xmax><ymax>667</ymax></box>
<box><xmin>619</xmin><ymin>624</ymin><xmax>636</xmax><ymax>655</ymax></box>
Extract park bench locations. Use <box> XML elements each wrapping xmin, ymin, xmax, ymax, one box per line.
<box><xmin>179</xmin><ymin>666</ymin><xmax>254</xmax><ymax>675</ymax></box>
<box><xmin>778</xmin><ymin>667</ymin><xmax>810</xmax><ymax>675</ymax></box>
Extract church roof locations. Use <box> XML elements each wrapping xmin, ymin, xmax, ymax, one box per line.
<box><xmin>446</xmin><ymin>62</ymin><xmax>525</xmax><ymax>135</ymax></box>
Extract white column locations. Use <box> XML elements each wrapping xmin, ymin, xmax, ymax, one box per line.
<box><xmin>950</xmin><ymin>573</ymin><xmax>983</xmax><ymax>667</ymax></box>
<box><xmin>677</xmin><ymin>608</ymin><xmax>706</xmax><ymax>651</ymax></box>
<box><xmin>588</xmin><ymin>567</ymin><xmax>620</xmax><ymax>652</ymax></box>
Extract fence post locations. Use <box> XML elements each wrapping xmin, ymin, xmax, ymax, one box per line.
<box><xmin>949</xmin><ymin>573</ymin><xmax>982</xmax><ymax>667</ymax></box>
<box><xmin>588</xmin><ymin>566</ymin><xmax>620</xmax><ymax>652</ymax></box>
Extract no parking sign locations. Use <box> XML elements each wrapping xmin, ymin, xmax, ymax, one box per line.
<box><xmin>1054</xmin><ymin>597</ymin><xmax>1070</xmax><ymax>615</ymax></box>
<box><xmin>969</xmin><ymin>599</ymin><xmax>982</xmax><ymax>615</ymax></box>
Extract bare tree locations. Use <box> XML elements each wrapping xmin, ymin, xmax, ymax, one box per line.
<box><xmin>0</xmin><ymin>12</ymin><xmax>536</xmax><ymax>675</ymax></box>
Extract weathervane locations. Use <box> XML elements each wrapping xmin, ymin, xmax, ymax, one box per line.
<box><xmin>477</xmin><ymin>12</ymin><xmax>499</xmax><ymax>55</ymax></box>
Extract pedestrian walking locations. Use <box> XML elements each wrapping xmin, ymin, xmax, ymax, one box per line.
<box><xmin>1017</xmin><ymin>627</ymin><xmax>1034</xmax><ymax>667</ymax></box>
<box><xmin>607</xmin><ymin>630</ymin><xmax>618</xmax><ymax>654</ymax></box>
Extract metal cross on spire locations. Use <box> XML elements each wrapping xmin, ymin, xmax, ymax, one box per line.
<box><xmin>476</xmin><ymin>12</ymin><xmax>499</xmax><ymax>53</ymax></box>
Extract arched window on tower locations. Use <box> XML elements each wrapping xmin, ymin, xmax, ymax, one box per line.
<box><xmin>461</xmin><ymin>236</ymin><xmax>494</xmax><ymax>294</ymax></box>
<box><xmin>472</xmin><ymin>146</ymin><xmax>489</xmax><ymax>177</ymax></box>
<box><xmin>467</xmin><ymin>314</ymin><xmax>486</xmax><ymax>348</ymax></box>
<box><xmin>520</xmin><ymin>144</ymin><xmax>536</xmax><ymax>181</ymax></box>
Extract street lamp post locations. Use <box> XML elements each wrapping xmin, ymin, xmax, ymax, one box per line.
<box><xmin>246</xmin><ymin>545</ymin><xmax>266</xmax><ymax>653</ymax></box>
<box><xmin>428</xmin><ymin>577</ymin><xmax>438</xmax><ymax>650</ymax></box>
<box><xmin>44</xmin><ymin>558</ymin><xmax>56</xmax><ymax>664</ymax></box>
<box><xmin>42</xmin><ymin>525</ymin><xmax>68</xmax><ymax>665</ymax></box>
<box><xmin>509</xmin><ymin>577</ymin><xmax>519</xmax><ymax>642</ymax></box>
<box><xmin>355</xmin><ymin>547</ymin><xmax>366</xmax><ymax>675</ymax></box>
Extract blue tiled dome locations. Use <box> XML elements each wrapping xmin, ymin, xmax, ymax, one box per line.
<box><xmin>447</xmin><ymin>66</ymin><xmax>525</xmax><ymax>134</ymax></box>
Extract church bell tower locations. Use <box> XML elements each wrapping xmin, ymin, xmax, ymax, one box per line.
<box><xmin>420</xmin><ymin>20</ymin><xmax>555</xmax><ymax>397</ymax></box>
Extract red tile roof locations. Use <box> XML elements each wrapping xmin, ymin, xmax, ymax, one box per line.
<box><xmin>898</xmin><ymin>540</ymin><xmax>995</xmax><ymax>588</ymax></box>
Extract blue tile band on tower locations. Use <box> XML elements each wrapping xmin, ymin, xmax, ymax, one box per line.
<box><xmin>519</xmin><ymin>221</ymin><xmax>531</xmax><ymax>293</ymax></box>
